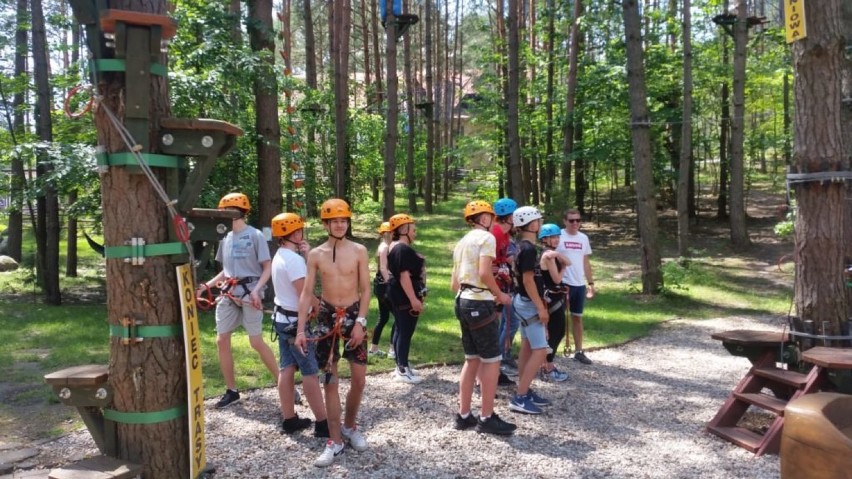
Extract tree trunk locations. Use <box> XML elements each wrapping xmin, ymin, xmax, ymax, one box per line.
<box><xmin>717</xmin><ymin>0</ymin><xmax>730</xmax><ymax>219</ymax></box>
<box><xmin>7</xmin><ymin>0</ymin><xmax>28</xmax><ymax>262</ymax></box>
<box><xmin>562</xmin><ymin>0</ymin><xmax>582</xmax><ymax>201</ymax></box>
<box><xmin>332</xmin><ymin>0</ymin><xmax>352</xmax><ymax>200</ymax></box>
<box><xmin>543</xmin><ymin>0</ymin><xmax>555</xmax><ymax>204</ymax></box>
<box><xmin>404</xmin><ymin>0</ymin><xmax>417</xmax><ymax>214</ymax></box>
<box><xmin>621</xmin><ymin>0</ymin><xmax>663</xmax><ymax>294</ymax></box>
<box><xmin>729</xmin><ymin>0</ymin><xmax>749</xmax><ymax>246</ymax></box>
<box><xmin>248</xmin><ymin>0</ymin><xmax>282</xmax><ymax>226</ymax></box>
<box><xmin>69</xmin><ymin>0</ymin><xmax>190</xmax><ymax>474</ymax></box>
<box><xmin>677</xmin><ymin>0</ymin><xmax>693</xmax><ymax>258</ymax></box>
<box><xmin>383</xmin><ymin>0</ymin><xmax>398</xmax><ymax>219</ymax></box>
<box><xmin>433</xmin><ymin>4</ymin><xmax>443</xmax><ymax>203</ymax></box>
<box><xmin>842</xmin><ymin>0</ymin><xmax>852</xmax><ymax>317</ymax></box>
<box><xmin>302</xmin><ymin>0</ymin><xmax>319</xmax><ymax>216</ymax></box>
<box><xmin>371</xmin><ymin>0</ymin><xmax>383</xmax><ymax>108</ymax></box>
<box><xmin>791</xmin><ymin>0</ymin><xmax>848</xmax><ymax>338</ymax></box>
<box><xmin>424</xmin><ymin>0</ymin><xmax>434</xmax><ymax>213</ymax></box>
<box><xmin>32</xmin><ymin>0</ymin><xmax>61</xmax><ymax>305</ymax></box>
<box><xmin>360</xmin><ymin>0</ymin><xmax>371</xmax><ymax>103</ymax></box>
<box><xmin>506</xmin><ymin>0</ymin><xmax>523</xmax><ymax>203</ymax></box>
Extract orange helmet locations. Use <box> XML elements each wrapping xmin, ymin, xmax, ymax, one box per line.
<box><xmin>389</xmin><ymin>214</ymin><xmax>414</xmax><ymax>231</ymax></box>
<box><xmin>320</xmin><ymin>198</ymin><xmax>352</xmax><ymax>220</ymax></box>
<box><xmin>464</xmin><ymin>200</ymin><xmax>494</xmax><ymax>219</ymax></box>
<box><xmin>377</xmin><ymin>222</ymin><xmax>391</xmax><ymax>234</ymax></box>
<box><xmin>218</xmin><ymin>193</ymin><xmax>250</xmax><ymax>212</ymax></box>
<box><xmin>271</xmin><ymin>212</ymin><xmax>304</xmax><ymax>237</ymax></box>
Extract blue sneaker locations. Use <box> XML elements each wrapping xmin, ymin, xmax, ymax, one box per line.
<box><xmin>544</xmin><ymin>367</ymin><xmax>569</xmax><ymax>383</ymax></box>
<box><xmin>527</xmin><ymin>389</ymin><xmax>551</xmax><ymax>407</ymax></box>
<box><xmin>509</xmin><ymin>393</ymin><xmax>543</xmax><ymax>415</ymax></box>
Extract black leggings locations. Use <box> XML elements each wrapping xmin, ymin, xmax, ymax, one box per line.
<box><xmin>391</xmin><ymin>307</ymin><xmax>419</xmax><ymax>369</ymax></box>
<box><xmin>546</xmin><ymin>302</ymin><xmax>567</xmax><ymax>363</ymax></box>
<box><xmin>372</xmin><ymin>283</ymin><xmax>395</xmax><ymax>346</ymax></box>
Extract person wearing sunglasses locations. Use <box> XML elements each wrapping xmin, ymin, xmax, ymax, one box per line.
<box><xmin>556</xmin><ymin>209</ymin><xmax>596</xmax><ymax>365</ymax></box>
<box><xmin>385</xmin><ymin>214</ymin><xmax>426</xmax><ymax>384</ymax></box>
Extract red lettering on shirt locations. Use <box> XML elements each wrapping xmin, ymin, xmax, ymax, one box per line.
<box><xmin>563</xmin><ymin>241</ymin><xmax>583</xmax><ymax>250</ymax></box>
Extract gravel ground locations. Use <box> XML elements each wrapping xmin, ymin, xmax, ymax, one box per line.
<box><xmin>37</xmin><ymin>315</ymin><xmax>784</xmax><ymax>479</ymax></box>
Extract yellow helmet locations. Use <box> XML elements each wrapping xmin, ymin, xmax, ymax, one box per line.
<box><xmin>271</xmin><ymin>212</ymin><xmax>304</xmax><ymax>237</ymax></box>
<box><xmin>464</xmin><ymin>200</ymin><xmax>494</xmax><ymax>219</ymax></box>
<box><xmin>389</xmin><ymin>213</ymin><xmax>414</xmax><ymax>231</ymax></box>
<box><xmin>218</xmin><ymin>192</ymin><xmax>250</xmax><ymax>212</ymax></box>
<box><xmin>377</xmin><ymin>222</ymin><xmax>391</xmax><ymax>234</ymax></box>
<box><xmin>320</xmin><ymin>198</ymin><xmax>352</xmax><ymax>220</ymax></box>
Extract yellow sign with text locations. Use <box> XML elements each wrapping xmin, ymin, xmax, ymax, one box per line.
<box><xmin>177</xmin><ymin>264</ymin><xmax>206</xmax><ymax>479</ymax></box>
<box><xmin>784</xmin><ymin>0</ymin><xmax>807</xmax><ymax>44</ymax></box>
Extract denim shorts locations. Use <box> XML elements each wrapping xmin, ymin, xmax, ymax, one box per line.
<box><xmin>513</xmin><ymin>295</ymin><xmax>549</xmax><ymax>350</ymax></box>
<box><xmin>275</xmin><ymin>320</ymin><xmax>319</xmax><ymax>376</ymax></box>
<box><xmin>454</xmin><ymin>298</ymin><xmax>501</xmax><ymax>362</ymax></box>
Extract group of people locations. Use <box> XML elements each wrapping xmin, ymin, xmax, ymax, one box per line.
<box><xmin>198</xmin><ymin>192</ymin><xmax>595</xmax><ymax>467</ymax></box>
<box><xmin>450</xmin><ymin>199</ymin><xmax>595</xmax><ymax>433</ymax></box>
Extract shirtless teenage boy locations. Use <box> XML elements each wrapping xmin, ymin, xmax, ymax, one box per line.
<box><xmin>295</xmin><ymin>199</ymin><xmax>371</xmax><ymax>468</ymax></box>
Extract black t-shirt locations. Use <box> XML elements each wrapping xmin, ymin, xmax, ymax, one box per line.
<box><xmin>541</xmin><ymin>248</ymin><xmax>568</xmax><ymax>291</ymax></box>
<box><xmin>387</xmin><ymin>242</ymin><xmax>425</xmax><ymax>306</ymax></box>
<box><xmin>513</xmin><ymin>239</ymin><xmax>544</xmax><ymax>299</ymax></box>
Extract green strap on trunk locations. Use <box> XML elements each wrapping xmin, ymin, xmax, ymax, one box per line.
<box><xmin>90</xmin><ymin>59</ymin><xmax>168</xmax><ymax>77</ymax></box>
<box><xmin>104</xmin><ymin>404</ymin><xmax>187</xmax><ymax>425</ymax></box>
<box><xmin>105</xmin><ymin>242</ymin><xmax>187</xmax><ymax>260</ymax></box>
<box><xmin>109</xmin><ymin>323</ymin><xmax>182</xmax><ymax>339</ymax></box>
<box><xmin>96</xmin><ymin>152</ymin><xmax>185</xmax><ymax>169</ymax></box>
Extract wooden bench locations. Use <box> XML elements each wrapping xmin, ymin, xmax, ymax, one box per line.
<box><xmin>49</xmin><ymin>455</ymin><xmax>142</xmax><ymax>479</ymax></box>
<box><xmin>44</xmin><ymin>365</ymin><xmax>113</xmax><ymax>457</ymax></box>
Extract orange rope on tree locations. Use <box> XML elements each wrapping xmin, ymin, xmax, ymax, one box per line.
<box><xmin>63</xmin><ymin>85</ymin><xmax>94</xmax><ymax>119</ymax></box>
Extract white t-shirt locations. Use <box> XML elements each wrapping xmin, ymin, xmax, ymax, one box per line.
<box><xmin>556</xmin><ymin>230</ymin><xmax>592</xmax><ymax>286</ymax></box>
<box><xmin>271</xmin><ymin>247</ymin><xmax>306</xmax><ymax>313</ymax></box>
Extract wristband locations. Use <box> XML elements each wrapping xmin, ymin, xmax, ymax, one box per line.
<box><xmin>356</xmin><ymin>317</ymin><xmax>367</xmax><ymax>327</ymax></box>
<box><xmin>588</xmin><ymin>282</ymin><xmax>595</xmax><ymax>286</ymax></box>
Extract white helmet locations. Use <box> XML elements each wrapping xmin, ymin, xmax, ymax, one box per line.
<box><xmin>513</xmin><ymin>206</ymin><xmax>542</xmax><ymax>227</ymax></box>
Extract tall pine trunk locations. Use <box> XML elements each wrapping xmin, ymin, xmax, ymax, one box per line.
<box><xmin>621</xmin><ymin>0</ymin><xmax>663</xmax><ymax>294</ymax></box>
<box><xmin>677</xmin><ymin>0</ymin><xmax>693</xmax><ymax>258</ymax></box>
<box><xmin>506</xmin><ymin>0</ymin><xmax>523</xmax><ymax>202</ymax></box>
<box><xmin>7</xmin><ymin>0</ymin><xmax>28</xmax><ymax>263</ymax></box>
<box><xmin>424</xmin><ymin>0</ymin><xmax>434</xmax><ymax>213</ymax></box>
<box><xmin>562</xmin><ymin>0</ymin><xmax>582</xmax><ymax>202</ymax></box>
<box><xmin>403</xmin><ymin>0</ymin><xmax>418</xmax><ymax>213</ymax></box>
<box><xmin>791</xmin><ymin>0</ymin><xmax>848</xmax><ymax>338</ymax></box>
<box><xmin>383</xmin><ymin>0</ymin><xmax>398</xmax><ymax>219</ymax></box>
<box><xmin>729</xmin><ymin>0</ymin><xmax>749</xmax><ymax>246</ymax></box>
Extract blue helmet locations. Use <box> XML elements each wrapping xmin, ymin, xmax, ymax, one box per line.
<box><xmin>538</xmin><ymin>223</ymin><xmax>561</xmax><ymax>240</ymax></box>
<box><xmin>493</xmin><ymin>198</ymin><xmax>518</xmax><ymax>217</ymax></box>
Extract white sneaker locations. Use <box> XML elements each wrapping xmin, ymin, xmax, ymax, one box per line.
<box><xmin>394</xmin><ymin>367</ymin><xmax>423</xmax><ymax>384</ymax></box>
<box><xmin>408</xmin><ymin>365</ymin><xmax>422</xmax><ymax>377</ymax></box>
<box><xmin>388</xmin><ymin>349</ymin><xmax>396</xmax><ymax>359</ymax></box>
<box><xmin>341</xmin><ymin>425</ymin><xmax>368</xmax><ymax>451</ymax></box>
<box><xmin>314</xmin><ymin>440</ymin><xmax>345</xmax><ymax>467</ymax></box>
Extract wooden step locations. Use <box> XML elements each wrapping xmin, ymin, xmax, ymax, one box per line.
<box><xmin>706</xmin><ymin>425</ymin><xmax>762</xmax><ymax>453</ymax></box>
<box><xmin>733</xmin><ymin>392</ymin><xmax>789</xmax><ymax>415</ymax></box>
<box><xmin>753</xmin><ymin>366</ymin><xmax>809</xmax><ymax>387</ymax></box>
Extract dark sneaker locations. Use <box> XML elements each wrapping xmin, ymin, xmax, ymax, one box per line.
<box><xmin>215</xmin><ymin>389</ymin><xmax>240</xmax><ymax>408</ymax></box>
<box><xmin>508</xmin><ymin>393</ymin><xmax>543</xmax><ymax>415</ymax></box>
<box><xmin>454</xmin><ymin>413</ymin><xmax>478</xmax><ymax>430</ymax></box>
<box><xmin>280</xmin><ymin>415</ymin><xmax>311</xmax><ymax>434</ymax></box>
<box><xmin>574</xmin><ymin>351</ymin><xmax>593</xmax><ymax>365</ymax></box>
<box><xmin>314</xmin><ymin>419</ymin><xmax>330</xmax><ymax>438</ymax></box>
<box><xmin>527</xmin><ymin>389</ymin><xmax>551</xmax><ymax>407</ymax></box>
<box><xmin>476</xmin><ymin>413</ymin><xmax>517</xmax><ymax>435</ymax></box>
<box><xmin>497</xmin><ymin>372</ymin><xmax>516</xmax><ymax>386</ymax></box>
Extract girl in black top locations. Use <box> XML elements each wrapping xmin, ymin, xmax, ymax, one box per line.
<box><xmin>370</xmin><ymin>222</ymin><xmax>395</xmax><ymax>357</ymax></box>
<box><xmin>387</xmin><ymin>214</ymin><xmax>426</xmax><ymax>384</ymax></box>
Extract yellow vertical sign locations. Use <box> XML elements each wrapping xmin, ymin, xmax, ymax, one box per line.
<box><xmin>784</xmin><ymin>0</ymin><xmax>807</xmax><ymax>44</ymax></box>
<box><xmin>177</xmin><ymin>264</ymin><xmax>206</xmax><ymax>479</ymax></box>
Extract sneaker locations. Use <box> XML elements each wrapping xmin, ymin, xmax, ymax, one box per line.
<box><xmin>341</xmin><ymin>425</ymin><xmax>368</xmax><ymax>451</ymax></box>
<box><xmin>453</xmin><ymin>412</ymin><xmax>478</xmax><ymax>430</ymax></box>
<box><xmin>527</xmin><ymin>389</ymin><xmax>551</xmax><ymax>407</ymax></box>
<box><xmin>388</xmin><ymin>349</ymin><xmax>396</xmax><ymax>359</ymax></box>
<box><xmin>408</xmin><ymin>365</ymin><xmax>422</xmax><ymax>377</ymax></box>
<box><xmin>574</xmin><ymin>350</ymin><xmax>593</xmax><ymax>365</ymax></box>
<box><xmin>476</xmin><ymin>413</ymin><xmax>517</xmax><ymax>435</ymax></box>
<box><xmin>394</xmin><ymin>367</ymin><xmax>423</xmax><ymax>384</ymax></box>
<box><xmin>368</xmin><ymin>348</ymin><xmax>387</xmax><ymax>357</ymax></box>
<box><xmin>497</xmin><ymin>372</ymin><xmax>516</xmax><ymax>386</ymax></box>
<box><xmin>294</xmin><ymin>388</ymin><xmax>302</xmax><ymax>405</ymax></box>
<box><xmin>279</xmin><ymin>415</ymin><xmax>311</xmax><ymax>434</ymax></box>
<box><xmin>215</xmin><ymin>389</ymin><xmax>240</xmax><ymax>408</ymax></box>
<box><xmin>509</xmin><ymin>393</ymin><xmax>543</xmax><ymax>415</ymax></box>
<box><xmin>314</xmin><ymin>440</ymin><xmax>345</xmax><ymax>467</ymax></box>
<box><xmin>543</xmin><ymin>367</ymin><xmax>569</xmax><ymax>383</ymax></box>
<box><xmin>313</xmin><ymin>419</ymin><xmax>329</xmax><ymax>438</ymax></box>
<box><xmin>501</xmin><ymin>357</ymin><xmax>518</xmax><ymax>370</ymax></box>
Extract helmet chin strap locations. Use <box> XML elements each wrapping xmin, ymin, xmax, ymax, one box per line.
<box><xmin>327</xmin><ymin>233</ymin><xmax>346</xmax><ymax>262</ymax></box>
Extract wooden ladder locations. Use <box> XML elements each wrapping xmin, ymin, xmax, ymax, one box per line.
<box><xmin>706</xmin><ymin>349</ymin><xmax>822</xmax><ymax>456</ymax></box>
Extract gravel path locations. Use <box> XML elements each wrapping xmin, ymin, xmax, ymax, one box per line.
<box><xmin>36</xmin><ymin>315</ymin><xmax>784</xmax><ymax>478</ymax></box>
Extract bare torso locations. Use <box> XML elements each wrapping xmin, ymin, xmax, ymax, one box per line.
<box><xmin>312</xmin><ymin>238</ymin><xmax>368</xmax><ymax>307</ymax></box>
